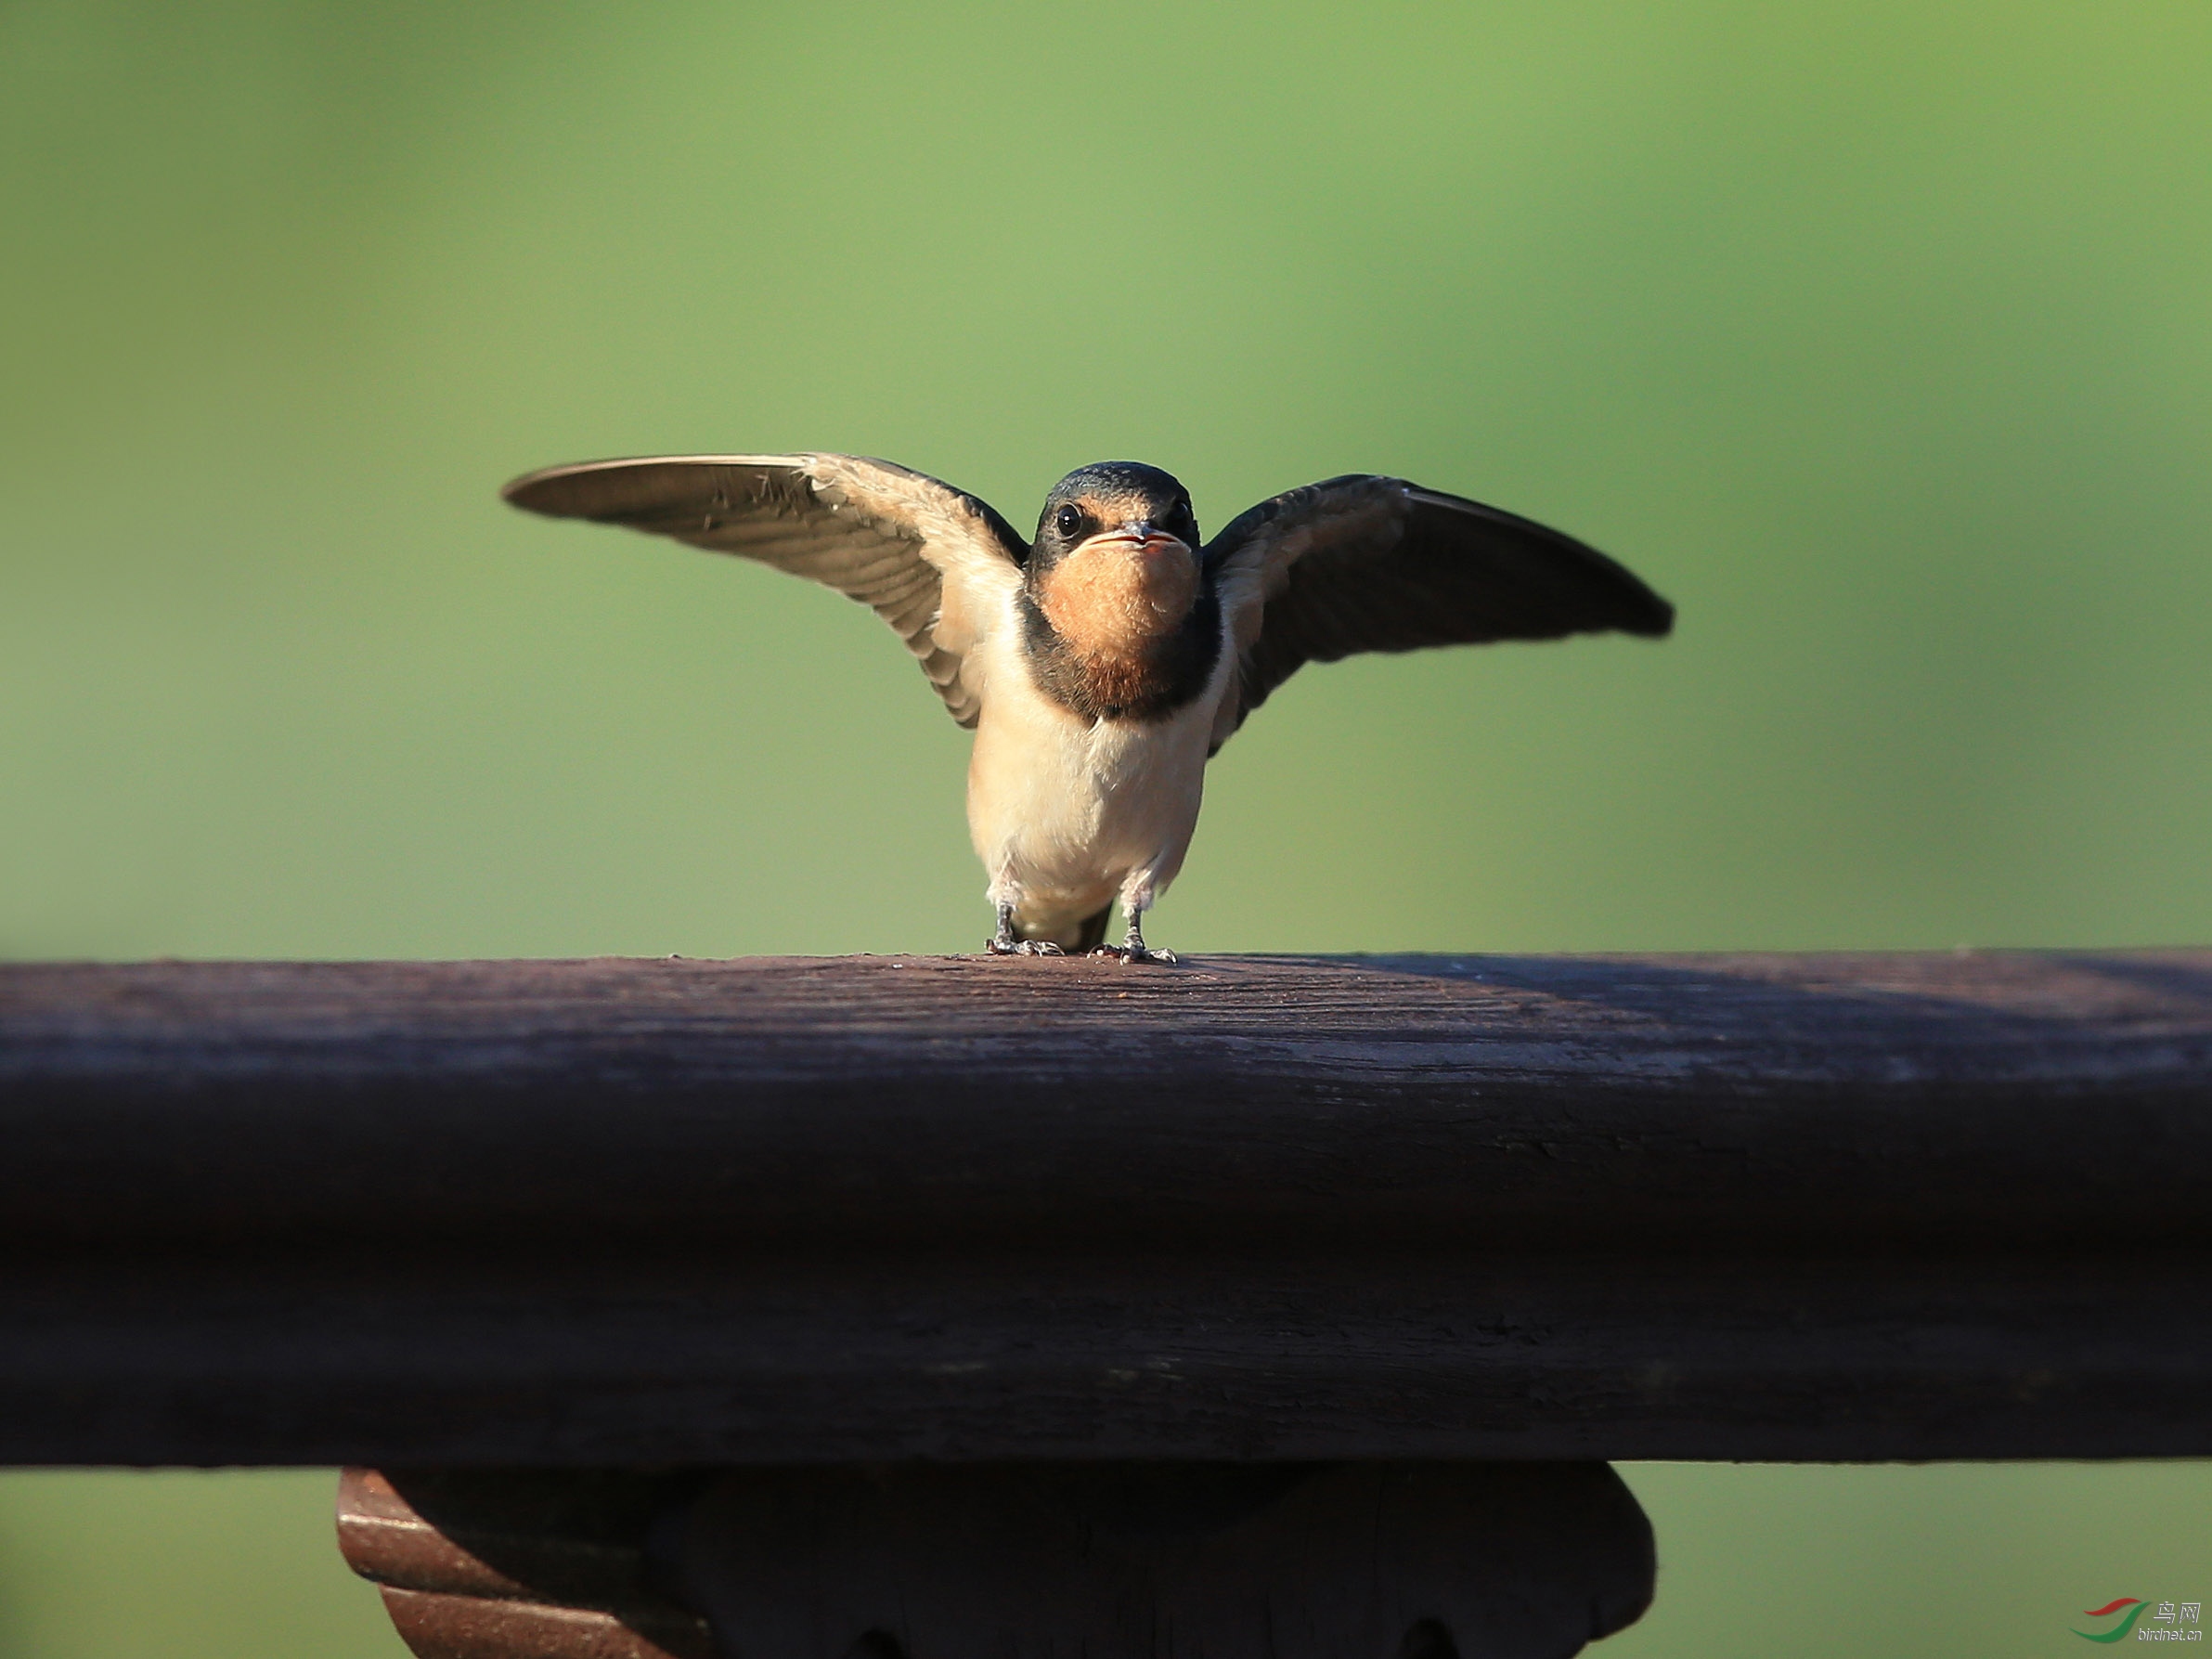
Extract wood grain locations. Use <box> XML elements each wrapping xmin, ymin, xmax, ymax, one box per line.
<box><xmin>2</xmin><ymin>952</ymin><xmax>2208</xmax><ymax>1462</ymax></box>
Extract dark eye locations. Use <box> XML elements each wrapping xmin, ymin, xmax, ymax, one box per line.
<box><xmin>1054</xmin><ymin>503</ymin><xmax>1083</xmax><ymax>539</ymax></box>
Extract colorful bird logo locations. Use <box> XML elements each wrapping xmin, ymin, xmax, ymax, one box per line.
<box><xmin>2076</xmin><ymin>1599</ymin><xmax>2151</xmax><ymax>1642</ymax></box>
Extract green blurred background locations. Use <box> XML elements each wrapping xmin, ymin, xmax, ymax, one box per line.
<box><xmin>2</xmin><ymin>0</ymin><xmax>2206</xmax><ymax>1653</ymax></box>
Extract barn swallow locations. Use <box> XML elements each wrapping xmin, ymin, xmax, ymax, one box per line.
<box><xmin>503</xmin><ymin>455</ymin><xmax>1673</xmax><ymax>962</ymax></box>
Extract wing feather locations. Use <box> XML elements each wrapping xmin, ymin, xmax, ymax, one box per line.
<box><xmin>501</xmin><ymin>452</ymin><xmax>1026</xmax><ymax>727</ymax></box>
<box><xmin>1207</xmin><ymin>474</ymin><xmax>1672</xmax><ymax>750</ymax></box>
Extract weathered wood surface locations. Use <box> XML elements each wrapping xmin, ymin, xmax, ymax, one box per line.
<box><xmin>337</xmin><ymin>1462</ymin><xmax>1653</xmax><ymax>1659</ymax></box>
<box><xmin>8</xmin><ymin>951</ymin><xmax>2210</xmax><ymax>1246</ymax></box>
<box><xmin>3</xmin><ymin>951</ymin><xmax>2209</xmax><ymax>1462</ymax></box>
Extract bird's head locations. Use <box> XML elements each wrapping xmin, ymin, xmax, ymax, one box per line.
<box><xmin>1028</xmin><ymin>462</ymin><xmax>1203</xmax><ymax>655</ymax></box>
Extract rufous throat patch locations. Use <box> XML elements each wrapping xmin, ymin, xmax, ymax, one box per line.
<box><xmin>1037</xmin><ymin>537</ymin><xmax>1198</xmax><ymax>662</ymax></box>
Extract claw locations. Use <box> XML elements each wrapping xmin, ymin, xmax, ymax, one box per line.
<box><xmin>988</xmin><ymin>900</ymin><xmax>1063</xmax><ymax>955</ymax></box>
<box><xmin>1089</xmin><ymin>943</ymin><xmax>1177</xmax><ymax>966</ymax></box>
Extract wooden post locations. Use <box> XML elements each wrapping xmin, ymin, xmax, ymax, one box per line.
<box><xmin>6</xmin><ymin>951</ymin><xmax>2211</xmax><ymax>1656</ymax></box>
<box><xmin>335</xmin><ymin>1462</ymin><xmax>1654</xmax><ymax>1659</ymax></box>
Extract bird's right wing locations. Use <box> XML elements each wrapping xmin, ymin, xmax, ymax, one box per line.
<box><xmin>502</xmin><ymin>453</ymin><xmax>1027</xmax><ymax>727</ymax></box>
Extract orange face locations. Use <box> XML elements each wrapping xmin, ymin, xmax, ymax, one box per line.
<box><xmin>1034</xmin><ymin>497</ymin><xmax>1200</xmax><ymax>660</ymax></box>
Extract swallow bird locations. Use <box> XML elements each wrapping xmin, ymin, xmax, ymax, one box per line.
<box><xmin>503</xmin><ymin>455</ymin><xmax>1673</xmax><ymax>961</ymax></box>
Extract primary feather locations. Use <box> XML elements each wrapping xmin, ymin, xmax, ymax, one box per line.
<box><xmin>502</xmin><ymin>453</ymin><xmax>1026</xmax><ymax>728</ymax></box>
<box><xmin>1206</xmin><ymin>474</ymin><xmax>1674</xmax><ymax>750</ymax></box>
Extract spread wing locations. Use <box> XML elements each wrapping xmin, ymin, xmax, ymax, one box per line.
<box><xmin>501</xmin><ymin>453</ymin><xmax>1027</xmax><ymax>727</ymax></box>
<box><xmin>1205</xmin><ymin>474</ymin><xmax>1674</xmax><ymax>750</ymax></box>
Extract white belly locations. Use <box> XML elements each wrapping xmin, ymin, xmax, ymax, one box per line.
<box><xmin>965</xmin><ymin>637</ymin><xmax>1226</xmax><ymax>942</ymax></box>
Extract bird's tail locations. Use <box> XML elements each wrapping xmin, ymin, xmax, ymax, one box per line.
<box><xmin>1014</xmin><ymin>902</ymin><xmax>1113</xmax><ymax>953</ymax></box>
<box><xmin>1021</xmin><ymin>902</ymin><xmax>1115</xmax><ymax>955</ymax></box>
<box><xmin>1070</xmin><ymin>903</ymin><xmax>1113</xmax><ymax>953</ymax></box>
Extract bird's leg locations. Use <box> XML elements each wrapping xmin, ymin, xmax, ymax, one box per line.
<box><xmin>987</xmin><ymin>901</ymin><xmax>1063</xmax><ymax>957</ymax></box>
<box><xmin>1120</xmin><ymin>906</ymin><xmax>1177</xmax><ymax>966</ymax></box>
<box><xmin>1092</xmin><ymin>892</ymin><xmax>1177</xmax><ymax>966</ymax></box>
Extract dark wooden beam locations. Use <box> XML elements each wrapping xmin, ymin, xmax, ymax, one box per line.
<box><xmin>3</xmin><ymin>951</ymin><xmax>2208</xmax><ymax>1463</ymax></box>
<box><xmin>335</xmin><ymin>1462</ymin><xmax>1658</xmax><ymax>1659</ymax></box>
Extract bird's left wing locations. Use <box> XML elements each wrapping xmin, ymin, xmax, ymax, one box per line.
<box><xmin>502</xmin><ymin>453</ymin><xmax>1026</xmax><ymax>727</ymax></box>
<box><xmin>1205</xmin><ymin>474</ymin><xmax>1674</xmax><ymax>751</ymax></box>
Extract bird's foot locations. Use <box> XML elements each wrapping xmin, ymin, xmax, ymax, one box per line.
<box><xmin>1089</xmin><ymin>942</ymin><xmax>1179</xmax><ymax>966</ymax></box>
<box><xmin>987</xmin><ymin>901</ymin><xmax>1064</xmax><ymax>956</ymax></box>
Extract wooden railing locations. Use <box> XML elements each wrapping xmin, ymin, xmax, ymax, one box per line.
<box><xmin>6</xmin><ymin>950</ymin><xmax>2208</xmax><ymax>1657</ymax></box>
